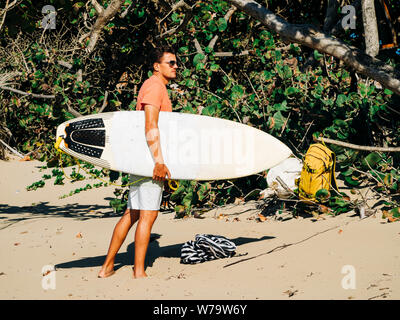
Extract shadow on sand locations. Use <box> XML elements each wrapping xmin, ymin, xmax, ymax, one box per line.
<box><xmin>55</xmin><ymin>233</ymin><xmax>275</xmax><ymax>272</ymax></box>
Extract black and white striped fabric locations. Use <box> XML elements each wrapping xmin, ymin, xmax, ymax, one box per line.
<box><xmin>180</xmin><ymin>234</ymin><xmax>237</xmax><ymax>264</ymax></box>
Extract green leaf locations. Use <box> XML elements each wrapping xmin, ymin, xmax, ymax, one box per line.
<box><xmin>390</xmin><ymin>208</ymin><xmax>400</xmax><ymax>218</ymax></box>
<box><xmin>181</xmin><ymin>69</ymin><xmax>191</xmax><ymax>78</ymax></box>
<box><xmin>336</xmin><ymin>94</ymin><xmax>347</xmax><ymax>107</ymax></box>
<box><xmin>182</xmin><ymin>191</ymin><xmax>193</xmax><ymax>208</ymax></box>
<box><xmin>315</xmin><ymin>188</ymin><xmax>330</xmax><ymax>202</ymax></box>
<box><xmin>231</xmin><ymin>85</ymin><xmax>245</xmax><ymax>100</ymax></box>
<box><xmin>384</xmin><ymin>88</ymin><xmax>393</xmax><ymax>95</ymax></box>
<box><xmin>314</xmin><ymin>50</ymin><xmax>323</xmax><ymax>60</ymax></box>
<box><xmin>217</xmin><ymin>18</ymin><xmax>227</xmax><ymax>32</ymax></box>
<box><xmin>361</xmin><ymin>152</ymin><xmax>382</xmax><ymax>170</ymax></box>
<box><xmin>344</xmin><ymin>176</ymin><xmax>362</xmax><ymax>187</ymax></box>
<box><xmin>193</xmin><ymin>53</ymin><xmax>205</xmax><ymax>66</ymax></box>
<box><xmin>272</xmin><ymin>111</ymin><xmax>286</xmax><ymax>130</ymax></box>
<box><xmin>202</xmin><ymin>105</ymin><xmax>216</xmax><ymax>116</ymax></box>
<box><xmin>208</xmin><ymin>20</ymin><xmax>217</xmax><ymax>32</ymax></box>
<box><xmin>210</xmin><ymin>63</ymin><xmax>219</xmax><ymax>71</ymax></box>
<box><xmin>285</xmin><ymin>87</ymin><xmax>297</xmax><ymax>95</ymax></box>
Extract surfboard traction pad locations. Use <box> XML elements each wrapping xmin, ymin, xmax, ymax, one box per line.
<box><xmin>61</xmin><ymin>116</ymin><xmax>111</xmax><ymax>169</ymax></box>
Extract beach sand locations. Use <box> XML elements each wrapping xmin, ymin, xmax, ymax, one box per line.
<box><xmin>1</xmin><ymin>155</ymin><xmax>399</xmax><ymax>300</ymax></box>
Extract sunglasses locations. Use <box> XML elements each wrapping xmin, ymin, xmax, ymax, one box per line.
<box><xmin>161</xmin><ymin>60</ymin><xmax>178</xmax><ymax>67</ymax></box>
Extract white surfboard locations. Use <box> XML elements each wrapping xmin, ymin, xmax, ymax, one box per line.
<box><xmin>55</xmin><ymin>111</ymin><xmax>292</xmax><ymax>180</ymax></box>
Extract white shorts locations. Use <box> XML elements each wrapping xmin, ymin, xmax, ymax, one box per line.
<box><xmin>127</xmin><ymin>174</ymin><xmax>164</xmax><ymax>211</ymax></box>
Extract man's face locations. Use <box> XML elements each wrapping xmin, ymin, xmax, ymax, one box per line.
<box><xmin>154</xmin><ymin>52</ymin><xmax>178</xmax><ymax>80</ymax></box>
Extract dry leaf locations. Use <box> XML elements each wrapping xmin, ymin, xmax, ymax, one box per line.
<box><xmin>14</xmin><ymin>242</ymin><xmax>20</xmax><ymax>246</ymax></box>
<box><xmin>382</xmin><ymin>210</ymin><xmax>390</xmax><ymax>219</ymax></box>
<box><xmin>19</xmin><ymin>155</ymin><xmax>31</xmax><ymax>162</ymax></box>
<box><xmin>319</xmin><ymin>205</ymin><xmax>330</xmax><ymax>214</ymax></box>
<box><xmin>258</xmin><ymin>214</ymin><xmax>267</xmax><ymax>222</ymax></box>
<box><xmin>269</xmin><ymin>117</ymin><xmax>275</xmax><ymax>129</ymax></box>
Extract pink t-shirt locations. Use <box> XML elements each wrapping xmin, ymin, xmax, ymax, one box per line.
<box><xmin>136</xmin><ymin>75</ymin><xmax>172</xmax><ymax>112</ymax></box>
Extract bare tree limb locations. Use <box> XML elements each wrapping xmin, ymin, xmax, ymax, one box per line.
<box><xmin>208</xmin><ymin>6</ymin><xmax>237</xmax><ymax>50</ymax></box>
<box><xmin>362</xmin><ymin>0</ymin><xmax>379</xmax><ymax>57</ymax></box>
<box><xmin>159</xmin><ymin>0</ymin><xmax>191</xmax><ymax>24</ymax></box>
<box><xmin>98</xmin><ymin>90</ymin><xmax>108</xmax><ymax>113</ymax></box>
<box><xmin>0</xmin><ymin>85</ymin><xmax>55</xmax><ymax>99</ymax></box>
<box><xmin>91</xmin><ymin>0</ymin><xmax>104</xmax><ymax>15</ymax></box>
<box><xmin>0</xmin><ymin>138</ymin><xmax>24</xmax><ymax>158</ymax></box>
<box><xmin>214</xmin><ymin>50</ymin><xmax>251</xmax><ymax>57</ymax></box>
<box><xmin>58</xmin><ymin>60</ymin><xmax>73</xmax><ymax>69</ymax></box>
<box><xmin>86</xmin><ymin>0</ymin><xmax>124</xmax><ymax>54</ymax></box>
<box><xmin>226</xmin><ymin>0</ymin><xmax>400</xmax><ymax>97</ymax></box>
<box><xmin>194</xmin><ymin>38</ymin><xmax>204</xmax><ymax>55</ymax></box>
<box><xmin>315</xmin><ymin>136</ymin><xmax>400</xmax><ymax>152</ymax></box>
<box><xmin>157</xmin><ymin>1</ymin><xmax>195</xmax><ymax>38</ymax></box>
<box><xmin>66</xmin><ymin>101</ymin><xmax>83</xmax><ymax>118</ymax></box>
<box><xmin>0</xmin><ymin>0</ymin><xmax>18</xmax><ymax>33</ymax></box>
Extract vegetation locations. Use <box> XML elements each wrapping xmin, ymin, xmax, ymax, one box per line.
<box><xmin>1</xmin><ymin>0</ymin><xmax>399</xmax><ymax>220</ymax></box>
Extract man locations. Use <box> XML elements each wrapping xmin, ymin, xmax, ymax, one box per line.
<box><xmin>98</xmin><ymin>46</ymin><xmax>178</xmax><ymax>278</ymax></box>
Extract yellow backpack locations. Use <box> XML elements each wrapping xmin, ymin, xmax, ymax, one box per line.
<box><xmin>297</xmin><ymin>143</ymin><xmax>338</xmax><ymax>201</ymax></box>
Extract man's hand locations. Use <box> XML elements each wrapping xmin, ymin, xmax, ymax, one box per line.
<box><xmin>153</xmin><ymin>162</ymin><xmax>171</xmax><ymax>181</ymax></box>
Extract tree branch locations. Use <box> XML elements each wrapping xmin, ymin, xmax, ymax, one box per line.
<box><xmin>0</xmin><ymin>85</ymin><xmax>55</xmax><ymax>99</ymax></box>
<box><xmin>208</xmin><ymin>6</ymin><xmax>237</xmax><ymax>50</ymax></box>
<box><xmin>362</xmin><ymin>0</ymin><xmax>379</xmax><ymax>57</ymax></box>
<box><xmin>98</xmin><ymin>90</ymin><xmax>108</xmax><ymax>113</ymax></box>
<box><xmin>226</xmin><ymin>0</ymin><xmax>400</xmax><ymax>96</ymax></box>
<box><xmin>86</xmin><ymin>0</ymin><xmax>124</xmax><ymax>54</ymax></box>
<box><xmin>315</xmin><ymin>136</ymin><xmax>400</xmax><ymax>152</ymax></box>
<box><xmin>157</xmin><ymin>1</ymin><xmax>195</xmax><ymax>38</ymax></box>
<box><xmin>0</xmin><ymin>0</ymin><xmax>18</xmax><ymax>33</ymax></box>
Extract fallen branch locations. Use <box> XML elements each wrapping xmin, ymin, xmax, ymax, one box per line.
<box><xmin>315</xmin><ymin>136</ymin><xmax>400</xmax><ymax>152</ymax></box>
<box><xmin>0</xmin><ymin>138</ymin><xmax>24</xmax><ymax>158</ymax></box>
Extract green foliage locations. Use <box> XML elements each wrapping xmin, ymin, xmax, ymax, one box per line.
<box><xmin>2</xmin><ymin>0</ymin><xmax>400</xmax><ymax>218</ymax></box>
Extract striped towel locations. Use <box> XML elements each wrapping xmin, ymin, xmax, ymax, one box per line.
<box><xmin>180</xmin><ymin>234</ymin><xmax>236</xmax><ymax>264</ymax></box>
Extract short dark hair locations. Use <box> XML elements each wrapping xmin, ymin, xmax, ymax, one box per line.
<box><xmin>148</xmin><ymin>46</ymin><xmax>176</xmax><ymax>71</ymax></box>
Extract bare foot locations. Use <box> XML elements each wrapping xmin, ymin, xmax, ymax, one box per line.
<box><xmin>132</xmin><ymin>267</ymin><xmax>147</xmax><ymax>279</ymax></box>
<box><xmin>98</xmin><ymin>267</ymin><xmax>115</xmax><ymax>278</ymax></box>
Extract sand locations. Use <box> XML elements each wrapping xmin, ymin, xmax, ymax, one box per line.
<box><xmin>1</xmin><ymin>155</ymin><xmax>399</xmax><ymax>300</ymax></box>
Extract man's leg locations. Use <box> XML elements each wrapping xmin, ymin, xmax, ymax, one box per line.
<box><xmin>98</xmin><ymin>208</ymin><xmax>140</xmax><ymax>278</ymax></box>
<box><xmin>133</xmin><ymin>210</ymin><xmax>158</xmax><ymax>278</ymax></box>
